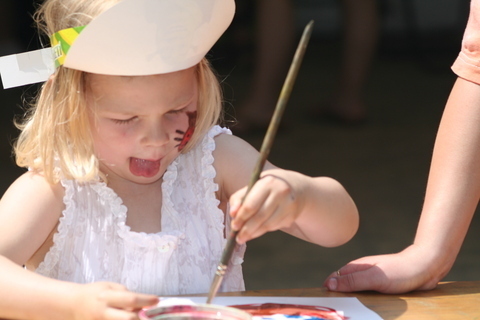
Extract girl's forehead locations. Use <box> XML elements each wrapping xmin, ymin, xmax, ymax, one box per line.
<box><xmin>86</xmin><ymin>67</ymin><xmax>198</xmax><ymax>107</ymax></box>
<box><xmin>87</xmin><ymin>66</ymin><xmax>196</xmax><ymax>87</ymax></box>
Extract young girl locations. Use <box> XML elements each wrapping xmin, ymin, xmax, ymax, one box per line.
<box><xmin>0</xmin><ymin>0</ymin><xmax>359</xmax><ymax>319</ymax></box>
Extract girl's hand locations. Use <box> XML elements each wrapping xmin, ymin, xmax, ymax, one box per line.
<box><xmin>229</xmin><ymin>174</ymin><xmax>302</xmax><ymax>244</ymax></box>
<box><xmin>214</xmin><ymin>135</ymin><xmax>357</xmax><ymax>247</ymax></box>
<box><xmin>73</xmin><ymin>282</ymin><xmax>158</xmax><ymax>320</ymax></box>
<box><xmin>323</xmin><ymin>244</ymin><xmax>452</xmax><ymax>294</ymax></box>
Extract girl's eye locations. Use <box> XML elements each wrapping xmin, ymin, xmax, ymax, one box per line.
<box><xmin>168</xmin><ymin>107</ymin><xmax>186</xmax><ymax>115</ymax></box>
<box><xmin>111</xmin><ymin>117</ymin><xmax>137</xmax><ymax>124</ymax></box>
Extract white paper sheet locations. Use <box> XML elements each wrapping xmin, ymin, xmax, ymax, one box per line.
<box><xmin>178</xmin><ymin>296</ymin><xmax>383</xmax><ymax>320</ymax></box>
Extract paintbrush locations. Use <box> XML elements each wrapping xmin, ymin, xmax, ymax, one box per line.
<box><xmin>206</xmin><ymin>20</ymin><xmax>314</xmax><ymax>304</ymax></box>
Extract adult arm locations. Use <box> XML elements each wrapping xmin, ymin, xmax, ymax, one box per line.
<box><xmin>324</xmin><ymin>77</ymin><xmax>480</xmax><ymax>293</ymax></box>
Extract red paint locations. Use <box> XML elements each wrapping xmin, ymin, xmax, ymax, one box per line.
<box><xmin>176</xmin><ymin>111</ymin><xmax>197</xmax><ymax>151</ymax></box>
<box><xmin>139</xmin><ymin>304</ymin><xmax>251</xmax><ymax>320</ymax></box>
<box><xmin>230</xmin><ymin>303</ymin><xmax>346</xmax><ymax>320</ymax></box>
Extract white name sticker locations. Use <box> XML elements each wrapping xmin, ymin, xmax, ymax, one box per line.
<box><xmin>0</xmin><ymin>48</ymin><xmax>55</xmax><ymax>89</ymax></box>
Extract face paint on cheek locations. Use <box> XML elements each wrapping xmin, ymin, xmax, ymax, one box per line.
<box><xmin>174</xmin><ymin>110</ymin><xmax>197</xmax><ymax>151</ymax></box>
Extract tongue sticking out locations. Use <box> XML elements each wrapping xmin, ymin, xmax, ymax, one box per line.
<box><xmin>130</xmin><ymin>158</ymin><xmax>161</xmax><ymax>177</ymax></box>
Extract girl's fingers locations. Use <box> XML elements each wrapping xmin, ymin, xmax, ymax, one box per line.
<box><xmin>102</xmin><ymin>290</ymin><xmax>158</xmax><ymax>311</ymax></box>
<box><xmin>104</xmin><ymin>308</ymin><xmax>140</xmax><ymax>320</ymax></box>
<box><xmin>231</xmin><ymin>175</ymin><xmax>296</xmax><ymax>242</ymax></box>
<box><xmin>235</xmin><ymin>178</ymin><xmax>296</xmax><ymax>243</ymax></box>
<box><xmin>229</xmin><ymin>186</ymin><xmax>248</xmax><ymax>219</ymax></box>
<box><xmin>231</xmin><ymin>184</ymin><xmax>270</xmax><ymax>231</ymax></box>
<box><xmin>235</xmin><ymin>195</ymin><xmax>277</xmax><ymax>243</ymax></box>
<box><xmin>240</xmin><ymin>207</ymin><xmax>291</xmax><ymax>242</ymax></box>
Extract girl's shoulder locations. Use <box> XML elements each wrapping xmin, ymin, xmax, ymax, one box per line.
<box><xmin>212</xmin><ymin>132</ymin><xmax>265</xmax><ymax>196</ymax></box>
<box><xmin>0</xmin><ymin>171</ymin><xmax>65</xmax><ymax>264</ymax></box>
<box><xmin>7</xmin><ymin>171</ymin><xmax>65</xmax><ymax>201</ymax></box>
<box><xmin>213</xmin><ymin>132</ymin><xmax>259</xmax><ymax>162</ymax></box>
<box><xmin>0</xmin><ymin>171</ymin><xmax>65</xmax><ymax>226</ymax></box>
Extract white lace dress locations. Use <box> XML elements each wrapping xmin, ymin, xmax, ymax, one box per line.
<box><xmin>35</xmin><ymin>126</ymin><xmax>246</xmax><ymax>295</ymax></box>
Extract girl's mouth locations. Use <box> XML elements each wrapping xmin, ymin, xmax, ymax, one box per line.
<box><xmin>129</xmin><ymin>158</ymin><xmax>161</xmax><ymax>177</ymax></box>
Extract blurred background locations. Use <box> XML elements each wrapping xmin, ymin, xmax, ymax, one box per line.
<box><xmin>0</xmin><ymin>0</ymin><xmax>478</xmax><ymax>290</ymax></box>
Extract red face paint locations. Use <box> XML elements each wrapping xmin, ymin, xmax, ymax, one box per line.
<box><xmin>174</xmin><ymin>111</ymin><xmax>197</xmax><ymax>151</ymax></box>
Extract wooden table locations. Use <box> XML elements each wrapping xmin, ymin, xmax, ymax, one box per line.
<box><xmin>218</xmin><ymin>281</ymin><xmax>480</xmax><ymax>319</ymax></box>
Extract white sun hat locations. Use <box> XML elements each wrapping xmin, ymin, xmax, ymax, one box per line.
<box><xmin>0</xmin><ymin>0</ymin><xmax>235</xmax><ymax>89</ymax></box>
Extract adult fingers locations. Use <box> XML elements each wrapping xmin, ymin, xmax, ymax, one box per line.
<box><xmin>324</xmin><ymin>264</ymin><xmax>388</xmax><ymax>293</ymax></box>
<box><xmin>334</xmin><ymin>260</ymin><xmax>377</xmax><ymax>276</ymax></box>
<box><xmin>323</xmin><ymin>254</ymin><xmax>392</xmax><ymax>285</ymax></box>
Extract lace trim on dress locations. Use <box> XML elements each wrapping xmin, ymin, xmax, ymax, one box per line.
<box><xmin>161</xmin><ymin>154</ymin><xmax>183</xmax><ymax>234</ymax></box>
<box><xmin>203</xmin><ymin>127</ymin><xmax>245</xmax><ymax>269</ymax></box>
<box><xmin>203</xmin><ymin>126</ymin><xmax>231</xmax><ymax>253</ymax></box>
<box><xmin>35</xmin><ymin>179</ymin><xmax>75</xmax><ymax>275</ymax></box>
<box><xmin>86</xmin><ymin>181</ymin><xmax>183</xmax><ymax>247</ymax></box>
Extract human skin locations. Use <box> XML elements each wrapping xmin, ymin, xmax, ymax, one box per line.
<box><xmin>87</xmin><ymin>69</ymin><xmax>198</xmax><ymax>233</ymax></box>
<box><xmin>0</xmin><ymin>66</ymin><xmax>358</xmax><ymax>318</ymax></box>
<box><xmin>324</xmin><ymin>77</ymin><xmax>480</xmax><ymax>293</ymax></box>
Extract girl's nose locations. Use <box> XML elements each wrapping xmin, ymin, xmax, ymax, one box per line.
<box><xmin>141</xmin><ymin>119</ymin><xmax>169</xmax><ymax>147</ymax></box>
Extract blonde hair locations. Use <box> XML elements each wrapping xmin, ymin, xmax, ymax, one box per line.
<box><xmin>14</xmin><ymin>0</ymin><xmax>224</xmax><ymax>184</ymax></box>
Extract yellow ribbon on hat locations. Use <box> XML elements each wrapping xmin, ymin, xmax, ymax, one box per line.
<box><xmin>50</xmin><ymin>26</ymin><xmax>86</xmax><ymax>68</ymax></box>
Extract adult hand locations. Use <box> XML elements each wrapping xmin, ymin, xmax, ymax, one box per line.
<box><xmin>323</xmin><ymin>244</ymin><xmax>451</xmax><ymax>294</ymax></box>
<box><xmin>73</xmin><ymin>282</ymin><xmax>159</xmax><ymax>320</ymax></box>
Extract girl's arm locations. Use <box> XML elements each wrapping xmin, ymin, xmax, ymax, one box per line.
<box><xmin>214</xmin><ymin>134</ymin><xmax>359</xmax><ymax>247</ymax></box>
<box><xmin>324</xmin><ymin>77</ymin><xmax>480</xmax><ymax>293</ymax></box>
<box><xmin>0</xmin><ymin>255</ymin><xmax>158</xmax><ymax>320</ymax></box>
<box><xmin>0</xmin><ymin>172</ymin><xmax>158</xmax><ymax>319</ymax></box>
